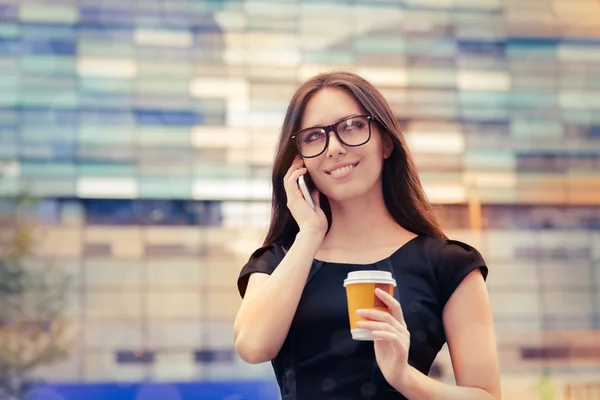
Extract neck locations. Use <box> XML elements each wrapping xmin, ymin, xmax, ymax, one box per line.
<box><xmin>324</xmin><ymin>182</ymin><xmax>407</xmax><ymax>249</ymax></box>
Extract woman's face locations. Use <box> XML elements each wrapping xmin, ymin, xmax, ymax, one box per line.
<box><xmin>297</xmin><ymin>87</ymin><xmax>392</xmax><ymax>203</ymax></box>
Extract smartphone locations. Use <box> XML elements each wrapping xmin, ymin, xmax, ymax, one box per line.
<box><xmin>297</xmin><ymin>175</ymin><xmax>316</xmax><ymax>210</ymax></box>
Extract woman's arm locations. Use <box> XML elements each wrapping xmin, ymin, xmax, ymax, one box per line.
<box><xmin>233</xmin><ymin>230</ymin><xmax>323</xmax><ymax>364</ymax></box>
<box><xmin>393</xmin><ymin>269</ymin><xmax>501</xmax><ymax>399</ymax></box>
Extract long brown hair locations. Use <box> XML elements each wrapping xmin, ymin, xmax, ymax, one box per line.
<box><xmin>263</xmin><ymin>71</ymin><xmax>446</xmax><ymax>248</ymax></box>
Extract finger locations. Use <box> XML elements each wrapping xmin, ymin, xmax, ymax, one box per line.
<box><xmin>287</xmin><ymin>167</ymin><xmax>307</xmax><ymax>186</ymax></box>
<box><xmin>356</xmin><ymin>309</ymin><xmax>404</xmax><ymax>331</ymax></box>
<box><xmin>283</xmin><ymin>155</ymin><xmax>304</xmax><ymax>181</ymax></box>
<box><xmin>372</xmin><ymin>330</ymin><xmax>407</xmax><ymax>345</ymax></box>
<box><xmin>311</xmin><ymin>189</ymin><xmax>321</xmax><ymax>209</ymax></box>
<box><xmin>356</xmin><ymin>321</ymin><xmax>406</xmax><ymax>338</ymax></box>
<box><xmin>375</xmin><ymin>288</ymin><xmax>406</xmax><ymax>328</ymax></box>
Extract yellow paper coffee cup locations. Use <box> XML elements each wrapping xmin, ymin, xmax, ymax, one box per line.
<box><xmin>343</xmin><ymin>270</ymin><xmax>397</xmax><ymax>341</ymax></box>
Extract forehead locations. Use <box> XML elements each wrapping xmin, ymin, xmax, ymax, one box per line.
<box><xmin>300</xmin><ymin>87</ymin><xmax>364</xmax><ymax>130</ymax></box>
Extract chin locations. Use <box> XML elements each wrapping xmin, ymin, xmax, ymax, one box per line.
<box><xmin>321</xmin><ymin>185</ymin><xmax>371</xmax><ymax>203</ymax></box>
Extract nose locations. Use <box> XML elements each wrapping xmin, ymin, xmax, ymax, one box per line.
<box><xmin>325</xmin><ymin>130</ymin><xmax>346</xmax><ymax>157</ymax></box>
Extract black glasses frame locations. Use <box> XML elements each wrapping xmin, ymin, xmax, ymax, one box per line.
<box><xmin>291</xmin><ymin>114</ymin><xmax>374</xmax><ymax>158</ymax></box>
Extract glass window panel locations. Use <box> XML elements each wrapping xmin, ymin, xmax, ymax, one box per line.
<box><xmin>84</xmin><ymin>226</ymin><xmax>144</xmax><ymax>258</ymax></box>
<box><xmin>407</xmin><ymin>68</ymin><xmax>456</xmax><ymax>87</ymax></box>
<box><xmin>205</xmin><ymin>290</ymin><xmax>241</xmax><ymax>319</ymax></box>
<box><xmin>27</xmin><ymin>179</ymin><xmax>76</xmax><ymax>197</ymax></box>
<box><xmin>84</xmin><ymin>352</ymin><xmax>148</xmax><ymax>382</ymax></box>
<box><xmin>138</xmin><ymin>177</ymin><xmax>193</xmax><ymax>199</ymax></box>
<box><xmin>21</xmin><ymin>161</ymin><xmax>76</xmax><ymax>177</ymax></box>
<box><xmin>84</xmin><ymin>260</ymin><xmax>142</xmax><ymax>289</ymax></box>
<box><xmin>489</xmin><ymin>292</ymin><xmax>540</xmax><ymax>317</ymax></box>
<box><xmin>78</xmin><ymin>162</ymin><xmax>136</xmax><ymax>177</ymax></box>
<box><xmin>147</xmin><ymin>321</ymin><xmax>201</xmax><ymax>348</ymax></box>
<box><xmin>145</xmin><ymin>292</ymin><xmax>201</xmax><ymax>318</ymax></box>
<box><xmin>152</xmin><ymin>352</ymin><xmax>196</xmax><ymax>381</ymax></box>
<box><xmin>80</xmin><ymin>77</ymin><xmax>134</xmax><ymax>94</ymax></box>
<box><xmin>85</xmin><ymin>322</ymin><xmax>143</xmax><ymax>349</ymax></box>
<box><xmin>145</xmin><ymin>259</ymin><xmax>202</xmax><ymax>288</ymax></box>
<box><xmin>86</xmin><ymin>292</ymin><xmax>142</xmax><ymax>319</ymax></box>
<box><xmin>542</xmin><ymin>291</ymin><xmax>594</xmax><ymax>317</ymax></box>
<box><xmin>78</xmin><ymin>127</ymin><xmax>134</xmax><ymax>145</ymax></box>
<box><xmin>78</xmin><ymin>41</ymin><xmax>135</xmax><ymax>57</ymax></box>
<box><xmin>540</xmin><ymin>261</ymin><xmax>592</xmax><ymax>287</ymax></box>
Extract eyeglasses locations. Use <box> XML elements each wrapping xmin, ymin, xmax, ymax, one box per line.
<box><xmin>291</xmin><ymin>114</ymin><xmax>373</xmax><ymax>158</ymax></box>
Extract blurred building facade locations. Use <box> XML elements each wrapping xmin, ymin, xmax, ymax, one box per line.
<box><xmin>0</xmin><ymin>0</ymin><xmax>599</xmax><ymax>396</ymax></box>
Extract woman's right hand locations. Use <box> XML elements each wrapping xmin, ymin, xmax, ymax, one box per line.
<box><xmin>283</xmin><ymin>155</ymin><xmax>328</xmax><ymax>237</ymax></box>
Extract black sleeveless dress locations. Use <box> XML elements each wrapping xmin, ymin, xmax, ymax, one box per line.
<box><xmin>237</xmin><ymin>235</ymin><xmax>488</xmax><ymax>400</ymax></box>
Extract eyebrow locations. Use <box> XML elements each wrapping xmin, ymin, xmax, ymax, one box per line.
<box><xmin>300</xmin><ymin>113</ymin><xmax>363</xmax><ymax>131</ymax></box>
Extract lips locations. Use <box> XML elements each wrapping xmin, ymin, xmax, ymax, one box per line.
<box><xmin>325</xmin><ymin>162</ymin><xmax>359</xmax><ymax>177</ymax></box>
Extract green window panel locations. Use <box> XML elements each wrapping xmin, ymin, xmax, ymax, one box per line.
<box><xmin>21</xmin><ymin>162</ymin><xmax>76</xmax><ymax>177</ymax></box>
<box><xmin>354</xmin><ymin>36</ymin><xmax>405</xmax><ymax>54</ymax></box>
<box><xmin>78</xmin><ymin>127</ymin><xmax>135</xmax><ymax>145</ymax></box>
<box><xmin>407</xmin><ymin>68</ymin><xmax>456</xmax><ymax>88</ymax></box>
<box><xmin>0</xmin><ymin>23</ymin><xmax>20</xmax><ymax>38</ymax></box>
<box><xmin>136</xmin><ymin>78</ymin><xmax>190</xmax><ymax>95</ymax></box>
<box><xmin>80</xmin><ymin>78</ymin><xmax>135</xmax><ymax>94</ymax></box>
<box><xmin>136</xmin><ymin>127</ymin><xmax>191</xmax><ymax>146</ymax></box>
<box><xmin>23</xmin><ymin>179</ymin><xmax>76</xmax><ymax>197</ymax></box>
<box><xmin>19</xmin><ymin>4</ymin><xmax>79</xmax><ymax>24</ymax></box>
<box><xmin>459</xmin><ymin>91</ymin><xmax>509</xmax><ymax>107</ymax></box>
<box><xmin>20</xmin><ymin>55</ymin><xmax>76</xmax><ymax>74</ymax></box>
<box><xmin>138</xmin><ymin>177</ymin><xmax>192</xmax><ymax>199</ymax></box>
<box><xmin>19</xmin><ymin>91</ymin><xmax>78</xmax><ymax>108</ymax></box>
<box><xmin>78</xmin><ymin>163</ymin><xmax>136</xmax><ymax>177</ymax></box>
<box><xmin>78</xmin><ymin>41</ymin><xmax>135</xmax><ymax>57</ymax></box>
<box><xmin>0</xmin><ymin>178</ymin><xmax>20</xmax><ymax>195</ymax></box>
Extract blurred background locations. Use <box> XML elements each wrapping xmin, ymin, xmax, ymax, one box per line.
<box><xmin>0</xmin><ymin>0</ymin><xmax>599</xmax><ymax>399</ymax></box>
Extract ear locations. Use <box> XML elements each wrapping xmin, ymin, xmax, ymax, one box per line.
<box><xmin>382</xmin><ymin>135</ymin><xmax>393</xmax><ymax>159</ymax></box>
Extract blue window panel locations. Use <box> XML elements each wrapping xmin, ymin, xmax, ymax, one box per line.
<box><xmin>0</xmin><ymin>108</ymin><xmax>18</xmax><ymax>125</ymax></box>
<box><xmin>21</xmin><ymin>39</ymin><xmax>76</xmax><ymax>55</ymax></box>
<box><xmin>194</xmin><ymin>349</ymin><xmax>235</xmax><ymax>363</ymax></box>
<box><xmin>0</xmin><ymin>5</ymin><xmax>18</xmax><ymax>21</ymax></box>
<box><xmin>458</xmin><ymin>40</ymin><xmax>506</xmax><ymax>56</ymax></box>
<box><xmin>190</xmin><ymin>15</ymin><xmax>223</xmax><ymax>33</ymax></box>
<box><xmin>79</xmin><ymin>8</ymin><xmax>135</xmax><ymax>27</ymax></box>
<box><xmin>0</xmin><ymin>39</ymin><xmax>18</xmax><ymax>55</ymax></box>
<box><xmin>77</xmin><ymin>25</ymin><xmax>134</xmax><ymax>42</ymax></box>
<box><xmin>21</xmin><ymin>127</ymin><xmax>76</xmax><ymax>143</ymax></box>
<box><xmin>0</xmin><ymin>141</ymin><xmax>17</xmax><ymax>157</ymax></box>
<box><xmin>134</xmin><ymin>109</ymin><xmax>202</xmax><ymax>126</ymax></box>
<box><xmin>116</xmin><ymin>350</ymin><xmax>154</xmax><ymax>364</ymax></box>
<box><xmin>20</xmin><ymin>24</ymin><xmax>75</xmax><ymax>39</ymax></box>
<box><xmin>0</xmin><ymin>130</ymin><xmax>17</xmax><ymax>141</ymax></box>
<box><xmin>20</xmin><ymin>142</ymin><xmax>76</xmax><ymax>160</ymax></box>
<box><xmin>21</xmin><ymin>108</ymin><xmax>78</xmax><ymax>126</ymax></box>
<box><xmin>80</xmin><ymin>93</ymin><xmax>134</xmax><ymax>110</ymax></box>
<box><xmin>79</xmin><ymin>110</ymin><xmax>135</xmax><ymax>126</ymax></box>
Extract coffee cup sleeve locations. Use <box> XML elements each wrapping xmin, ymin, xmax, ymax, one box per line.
<box><xmin>433</xmin><ymin>239</ymin><xmax>489</xmax><ymax>308</ymax></box>
<box><xmin>237</xmin><ymin>242</ymin><xmax>287</xmax><ymax>298</ymax></box>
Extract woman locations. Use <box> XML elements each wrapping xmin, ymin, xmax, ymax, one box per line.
<box><xmin>233</xmin><ymin>71</ymin><xmax>501</xmax><ymax>400</ymax></box>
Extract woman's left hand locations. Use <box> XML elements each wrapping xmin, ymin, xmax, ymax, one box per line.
<box><xmin>356</xmin><ymin>288</ymin><xmax>410</xmax><ymax>390</ymax></box>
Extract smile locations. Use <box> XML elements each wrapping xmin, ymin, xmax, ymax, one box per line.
<box><xmin>326</xmin><ymin>162</ymin><xmax>360</xmax><ymax>178</ymax></box>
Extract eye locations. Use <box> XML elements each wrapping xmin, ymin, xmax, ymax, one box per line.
<box><xmin>302</xmin><ymin>129</ymin><xmax>326</xmax><ymax>143</ymax></box>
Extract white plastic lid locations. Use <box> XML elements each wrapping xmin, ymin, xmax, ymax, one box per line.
<box><xmin>343</xmin><ymin>270</ymin><xmax>396</xmax><ymax>287</ymax></box>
